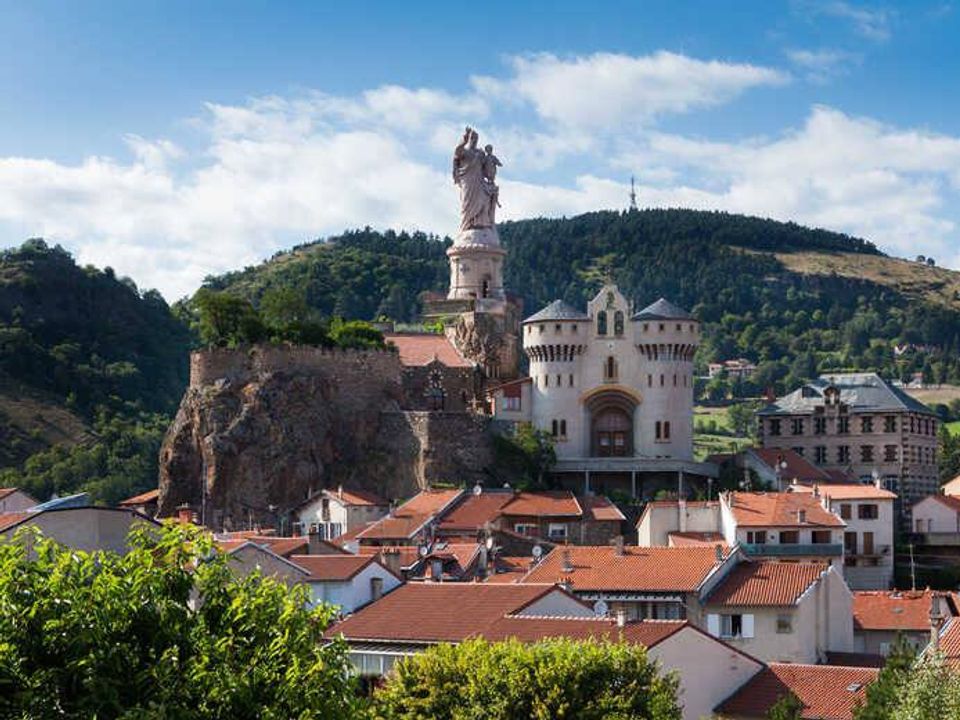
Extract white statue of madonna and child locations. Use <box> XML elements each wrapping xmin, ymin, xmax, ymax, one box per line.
<box><xmin>452</xmin><ymin>126</ymin><xmax>502</xmax><ymax>235</ymax></box>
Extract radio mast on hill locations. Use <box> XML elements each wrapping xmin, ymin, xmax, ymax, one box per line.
<box><xmin>629</xmin><ymin>175</ymin><xmax>638</xmax><ymax>211</ymax></box>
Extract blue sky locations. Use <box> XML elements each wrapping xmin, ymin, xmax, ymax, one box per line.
<box><xmin>1</xmin><ymin>0</ymin><xmax>959</xmax><ymax>298</ymax></box>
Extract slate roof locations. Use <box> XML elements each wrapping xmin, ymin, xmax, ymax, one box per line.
<box><xmin>632</xmin><ymin>297</ymin><xmax>693</xmax><ymax>321</ymax></box>
<box><xmin>728</xmin><ymin>491</ymin><xmax>845</xmax><ymax>528</ymax></box>
<box><xmin>523</xmin><ymin>299</ymin><xmax>589</xmax><ymax>324</ymax></box>
<box><xmin>853</xmin><ymin>590</ymin><xmax>939</xmax><ymax>632</ymax></box>
<box><xmin>758</xmin><ymin>372</ymin><xmax>933</xmax><ymax>416</ymax></box>
<box><xmin>716</xmin><ymin>663</ymin><xmax>878</xmax><ymax>720</ymax></box>
<box><xmin>705</xmin><ymin>562</ymin><xmax>825</xmax><ymax>607</ymax></box>
<box><xmin>521</xmin><ymin>545</ymin><xmax>723</xmax><ymax>593</ymax></box>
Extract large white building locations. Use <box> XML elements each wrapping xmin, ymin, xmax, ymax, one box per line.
<box><xmin>490</xmin><ymin>285</ymin><xmax>716</xmax><ymax>497</ymax></box>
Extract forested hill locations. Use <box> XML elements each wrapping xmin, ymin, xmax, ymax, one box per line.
<box><xmin>202</xmin><ymin>208</ymin><xmax>960</xmax><ymax>393</ymax></box>
<box><xmin>0</xmin><ymin>239</ymin><xmax>191</xmax><ymax>503</ymax></box>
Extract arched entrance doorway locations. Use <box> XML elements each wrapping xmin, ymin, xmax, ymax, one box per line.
<box><xmin>585</xmin><ymin>390</ymin><xmax>638</xmax><ymax>457</ymax></box>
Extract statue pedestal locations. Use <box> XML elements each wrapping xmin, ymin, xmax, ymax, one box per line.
<box><xmin>452</xmin><ymin>226</ymin><xmax>501</xmax><ymax>250</ymax></box>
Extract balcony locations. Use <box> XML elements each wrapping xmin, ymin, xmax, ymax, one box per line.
<box><xmin>741</xmin><ymin>543</ymin><xmax>843</xmax><ymax>558</ymax></box>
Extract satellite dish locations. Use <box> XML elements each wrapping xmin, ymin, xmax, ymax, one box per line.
<box><xmin>418</xmin><ymin>545</ymin><xmax>429</xmax><ymax>557</ymax></box>
<box><xmin>485</xmin><ymin>536</ymin><xmax>494</xmax><ymax>550</ymax></box>
<box><xmin>532</xmin><ymin>545</ymin><xmax>543</xmax><ymax>560</ymax></box>
<box><xmin>473</xmin><ymin>483</ymin><xmax>483</xmax><ymax>496</ymax></box>
<box><xmin>593</xmin><ymin>599</ymin><xmax>609</xmax><ymax>617</ymax></box>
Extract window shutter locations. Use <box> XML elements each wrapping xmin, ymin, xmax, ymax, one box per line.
<box><xmin>707</xmin><ymin>614</ymin><xmax>720</xmax><ymax>637</ymax></box>
<box><xmin>742</xmin><ymin>614</ymin><xmax>755</xmax><ymax>639</ymax></box>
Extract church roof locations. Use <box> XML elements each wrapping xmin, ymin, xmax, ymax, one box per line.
<box><xmin>523</xmin><ymin>299</ymin><xmax>589</xmax><ymax>324</ymax></box>
<box><xmin>632</xmin><ymin>298</ymin><xmax>693</xmax><ymax>321</ymax></box>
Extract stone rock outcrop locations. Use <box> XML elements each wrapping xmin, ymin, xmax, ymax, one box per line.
<box><xmin>158</xmin><ymin>346</ymin><xmax>496</xmax><ymax>528</ymax></box>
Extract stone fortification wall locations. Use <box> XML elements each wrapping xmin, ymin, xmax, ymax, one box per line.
<box><xmin>189</xmin><ymin>345</ymin><xmax>402</xmax><ymax>389</ymax></box>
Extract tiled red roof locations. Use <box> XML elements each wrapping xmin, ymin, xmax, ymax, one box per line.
<box><xmin>0</xmin><ymin>511</ymin><xmax>31</xmax><ymax>532</ymax></box>
<box><xmin>118</xmin><ymin>488</ymin><xmax>160</xmax><ymax>506</ymax></box>
<box><xmin>500</xmin><ymin>491</ymin><xmax>582</xmax><ymax>518</ymax></box>
<box><xmin>942</xmin><ymin>475</ymin><xmax>960</xmax><ymax>496</ymax></box>
<box><xmin>928</xmin><ymin>495</ymin><xmax>960</xmax><ymax>513</ymax></box>
<box><xmin>356</xmin><ymin>544</ymin><xmax>423</xmax><ymax>570</ymax></box>
<box><xmin>729</xmin><ymin>492</ymin><xmax>844</xmax><ymax>528</ymax></box>
<box><xmin>383</xmin><ymin>333</ymin><xmax>472</xmax><ymax>368</ymax></box>
<box><xmin>667</xmin><ymin>532</ymin><xmax>727</xmax><ymax>548</ymax></box>
<box><xmin>716</xmin><ymin>663</ymin><xmax>878</xmax><ymax>720</ymax></box>
<box><xmin>289</xmin><ymin>554</ymin><xmax>378</xmax><ymax>581</ymax></box>
<box><xmin>327</xmin><ymin>583</ymin><xmax>565</xmax><ymax>643</ymax></box>
<box><xmin>323</xmin><ymin>487</ymin><xmax>388</xmax><ymax>506</ymax></box>
<box><xmin>216</xmin><ymin>534</ymin><xmax>308</xmax><ymax>558</ymax></box>
<box><xmin>422</xmin><ymin>542</ymin><xmax>481</xmax><ymax>572</ymax></box>
<box><xmin>751</xmin><ymin>448</ymin><xmax>834</xmax><ymax>483</ymax></box>
<box><xmin>0</xmin><ymin>488</ymin><xmax>22</xmax><ymax>501</ymax></box>
<box><xmin>581</xmin><ymin>495</ymin><xmax>626</xmax><ymax>522</ymax></box>
<box><xmin>484</xmin><ymin>556</ymin><xmax>533</xmax><ymax>584</ymax></box>
<box><xmin>356</xmin><ymin>489</ymin><xmax>464</xmax><ymax>541</ymax></box>
<box><xmin>438</xmin><ymin>492</ymin><xmax>516</xmax><ymax>532</ymax></box>
<box><xmin>790</xmin><ymin>484</ymin><xmax>897</xmax><ymax>501</ymax></box>
<box><xmin>521</xmin><ymin>546</ymin><xmax>722</xmax><ymax>592</ymax></box>
<box><xmin>941</xmin><ymin>617</ymin><xmax>960</xmax><ymax>668</ymax></box>
<box><xmin>707</xmin><ymin>562</ymin><xmax>824</xmax><ymax>607</ymax></box>
<box><xmin>853</xmin><ymin>590</ymin><xmax>939</xmax><ymax>632</ymax></box>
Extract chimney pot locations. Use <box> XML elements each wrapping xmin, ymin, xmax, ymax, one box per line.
<box><xmin>561</xmin><ymin>549</ymin><xmax>574</xmax><ymax>573</ymax></box>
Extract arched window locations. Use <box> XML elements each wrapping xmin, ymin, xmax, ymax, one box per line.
<box><xmin>597</xmin><ymin>310</ymin><xmax>608</xmax><ymax>336</ymax></box>
<box><xmin>560</xmin><ymin>419</ymin><xmax>567</xmax><ymax>437</ymax></box>
<box><xmin>551</xmin><ymin>419</ymin><xmax>559</xmax><ymax>437</ymax></box>
<box><xmin>614</xmin><ymin>310</ymin><xmax>624</xmax><ymax>336</ymax></box>
<box><xmin>604</xmin><ymin>356</ymin><xmax>617</xmax><ymax>381</ymax></box>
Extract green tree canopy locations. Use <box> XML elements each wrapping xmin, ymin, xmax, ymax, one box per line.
<box><xmin>369</xmin><ymin>637</ymin><xmax>681</xmax><ymax>720</ymax></box>
<box><xmin>0</xmin><ymin>523</ymin><xmax>358</xmax><ymax>719</ymax></box>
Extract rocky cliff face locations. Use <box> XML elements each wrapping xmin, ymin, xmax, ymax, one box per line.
<box><xmin>158</xmin><ymin>348</ymin><xmax>496</xmax><ymax>528</ymax></box>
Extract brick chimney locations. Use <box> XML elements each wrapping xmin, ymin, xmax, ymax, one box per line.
<box><xmin>613</xmin><ymin>535</ymin><xmax>624</xmax><ymax>556</ymax></box>
<box><xmin>561</xmin><ymin>548</ymin><xmax>574</xmax><ymax>573</ymax></box>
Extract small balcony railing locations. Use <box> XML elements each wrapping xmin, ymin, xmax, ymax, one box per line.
<box><xmin>741</xmin><ymin>543</ymin><xmax>844</xmax><ymax>558</ymax></box>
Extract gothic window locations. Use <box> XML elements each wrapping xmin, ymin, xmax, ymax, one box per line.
<box><xmin>663</xmin><ymin>421</ymin><xmax>671</xmax><ymax>440</ymax></box>
<box><xmin>614</xmin><ymin>311</ymin><xmax>624</xmax><ymax>336</ymax></box>
<box><xmin>597</xmin><ymin>311</ymin><xmax>608</xmax><ymax>336</ymax></box>
<box><xmin>426</xmin><ymin>368</ymin><xmax>445</xmax><ymax>411</ymax></box>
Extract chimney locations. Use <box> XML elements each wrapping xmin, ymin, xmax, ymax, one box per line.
<box><xmin>176</xmin><ymin>504</ymin><xmax>193</xmax><ymax>525</ymax></box>
<box><xmin>614</xmin><ymin>535</ymin><xmax>624</xmax><ymax>557</ymax></box>
<box><xmin>561</xmin><ymin>548</ymin><xmax>574</xmax><ymax>573</ymax></box>
<box><xmin>715</xmin><ymin>544</ymin><xmax>724</xmax><ymax>562</ymax></box>
<box><xmin>930</xmin><ymin>594</ymin><xmax>946</xmax><ymax>651</ymax></box>
<box><xmin>616</xmin><ymin>608</ymin><xmax>627</xmax><ymax>628</ymax></box>
<box><xmin>678</xmin><ymin>498</ymin><xmax>688</xmax><ymax>533</ymax></box>
<box><xmin>370</xmin><ymin>576</ymin><xmax>384</xmax><ymax>602</ymax></box>
<box><xmin>338</xmin><ymin>484</ymin><xmax>343</xmax><ymax>500</ymax></box>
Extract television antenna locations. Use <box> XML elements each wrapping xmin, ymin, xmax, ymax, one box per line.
<box><xmin>629</xmin><ymin>175</ymin><xmax>638</xmax><ymax>211</ymax></box>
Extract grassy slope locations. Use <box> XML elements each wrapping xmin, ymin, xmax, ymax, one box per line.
<box><xmin>0</xmin><ymin>374</ymin><xmax>91</xmax><ymax>466</ymax></box>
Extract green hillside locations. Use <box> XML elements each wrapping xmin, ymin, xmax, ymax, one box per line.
<box><xmin>0</xmin><ymin>239</ymin><xmax>192</xmax><ymax>504</ymax></box>
<box><xmin>201</xmin><ymin>209</ymin><xmax>960</xmax><ymax>396</ymax></box>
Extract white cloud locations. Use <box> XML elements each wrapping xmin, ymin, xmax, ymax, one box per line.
<box><xmin>0</xmin><ymin>50</ymin><xmax>958</xmax><ymax>300</ymax></box>
<box><xmin>785</xmin><ymin>48</ymin><xmax>861</xmax><ymax>83</ymax></box>
<box><xmin>483</xmin><ymin>51</ymin><xmax>788</xmax><ymax>129</ymax></box>
<box><xmin>799</xmin><ymin>1</ymin><xmax>894</xmax><ymax>41</ymax></box>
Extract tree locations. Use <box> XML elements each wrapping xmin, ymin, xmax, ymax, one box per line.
<box><xmin>369</xmin><ymin>637</ymin><xmax>681</xmax><ymax>720</ymax></box>
<box><xmin>0</xmin><ymin>523</ymin><xmax>359</xmax><ymax>719</ymax></box>
<box><xmin>727</xmin><ymin>402</ymin><xmax>757</xmax><ymax>438</ymax></box>
<box><xmin>853</xmin><ymin>634</ymin><xmax>916</xmax><ymax>720</ymax></box>
<box><xmin>504</xmin><ymin>423</ymin><xmax>557</xmax><ymax>489</ymax></box>
<box><xmin>194</xmin><ymin>288</ymin><xmax>266</xmax><ymax>347</ymax></box>
<box><xmin>891</xmin><ymin>653</ymin><xmax>960</xmax><ymax>720</ymax></box>
<box><xmin>768</xmin><ymin>692</ymin><xmax>803</xmax><ymax>720</ymax></box>
<box><xmin>329</xmin><ymin>318</ymin><xmax>386</xmax><ymax>349</ymax></box>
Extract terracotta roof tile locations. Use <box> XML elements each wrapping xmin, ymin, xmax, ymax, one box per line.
<box><xmin>521</xmin><ymin>545</ymin><xmax>722</xmax><ymax>592</ymax></box>
<box><xmin>853</xmin><ymin>590</ymin><xmax>940</xmax><ymax>632</ymax></box>
<box><xmin>0</xmin><ymin>488</ymin><xmax>21</xmax><ymax>501</ymax></box>
<box><xmin>667</xmin><ymin>531</ymin><xmax>727</xmax><ymax>548</ymax></box>
<box><xmin>323</xmin><ymin>487</ymin><xmax>388</xmax><ymax>506</ymax></box>
<box><xmin>581</xmin><ymin>495</ymin><xmax>626</xmax><ymax>522</ymax></box>
<box><xmin>484</xmin><ymin>556</ymin><xmax>533</xmax><ymax>583</ymax></box>
<box><xmin>438</xmin><ymin>492</ymin><xmax>516</xmax><ymax>532</ymax></box>
<box><xmin>216</xmin><ymin>534</ymin><xmax>308</xmax><ymax>558</ymax></box>
<box><xmin>0</xmin><ymin>511</ymin><xmax>31</xmax><ymax>532</ymax></box>
<box><xmin>707</xmin><ymin>562</ymin><xmax>824</xmax><ymax>607</ymax></box>
<box><xmin>500</xmin><ymin>491</ymin><xmax>582</xmax><ymax>518</ymax></box>
<box><xmin>716</xmin><ymin>663</ymin><xmax>878</xmax><ymax>720</ymax></box>
<box><xmin>289</xmin><ymin>554</ymin><xmax>377</xmax><ymax>581</ymax></box>
<box><xmin>118</xmin><ymin>488</ymin><xmax>160</xmax><ymax>506</ymax></box>
<box><xmin>941</xmin><ymin>617</ymin><xmax>960</xmax><ymax>668</ymax></box>
<box><xmin>327</xmin><ymin>583</ymin><xmax>564</xmax><ymax>643</ymax></box>
<box><xmin>383</xmin><ymin>333</ymin><xmax>472</xmax><ymax>368</ymax></box>
<box><xmin>790</xmin><ymin>484</ymin><xmax>897</xmax><ymax>501</ymax></box>
<box><xmin>422</xmin><ymin>542</ymin><xmax>481</xmax><ymax>572</ymax></box>
<box><xmin>729</xmin><ymin>491</ymin><xmax>844</xmax><ymax>528</ymax></box>
<box><xmin>751</xmin><ymin>448</ymin><xmax>833</xmax><ymax>483</ymax></box>
<box><xmin>356</xmin><ymin>489</ymin><xmax>464</xmax><ymax>541</ymax></box>
<box><xmin>356</xmin><ymin>544</ymin><xmax>423</xmax><ymax>569</ymax></box>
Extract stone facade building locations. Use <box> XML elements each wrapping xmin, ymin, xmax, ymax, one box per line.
<box><xmin>489</xmin><ymin>286</ymin><xmax>716</xmax><ymax>498</ymax></box>
<box><xmin>758</xmin><ymin>373</ymin><xmax>939</xmax><ymax>508</ymax></box>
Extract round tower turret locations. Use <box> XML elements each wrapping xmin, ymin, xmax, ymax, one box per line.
<box><xmin>632</xmin><ymin>298</ymin><xmax>699</xmax><ymax>460</ymax></box>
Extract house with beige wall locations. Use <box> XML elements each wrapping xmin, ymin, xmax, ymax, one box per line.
<box><xmin>294</xmin><ymin>486</ymin><xmax>389</xmax><ymax>541</ymax></box>
<box><xmin>702</xmin><ymin>561</ymin><xmax>853</xmax><ymax>664</ymax></box>
<box><xmin>0</xmin><ymin>506</ymin><xmax>159</xmax><ymax>554</ymax></box>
